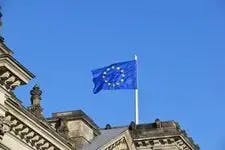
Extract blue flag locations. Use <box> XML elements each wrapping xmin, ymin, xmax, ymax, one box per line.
<box><xmin>92</xmin><ymin>60</ymin><xmax>137</xmax><ymax>94</ymax></box>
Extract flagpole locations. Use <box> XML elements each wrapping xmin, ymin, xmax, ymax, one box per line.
<box><xmin>134</xmin><ymin>55</ymin><xmax>139</xmax><ymax>124</ymax></box>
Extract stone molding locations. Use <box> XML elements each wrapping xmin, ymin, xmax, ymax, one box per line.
<box><xmin>105</xmin><ymin>137</ymin><xmax>129</xmax><ymax>150</ymax></box>
<box><xmin>134</xmin><ymin>136</ymin><xmax>194</xmax><ymax>150</ymax></box>
<box><xmin>0</xmin><ymin>142</ymin><xmax>10</xmax><ymax>150</ymax></box>
<box><xmin>4</xmin><ymin>97</ymin><xmax>73</xmax><ymax>150</ymax></box>
<box><xmin>5</xmin><ymin>112</ymin><xmax>61</xmax><ymax>150</ymax></box>
<box><xmin>0</xmin><ymin>69</ymin><xmax>22</xmax><ymax>91</ymax></box>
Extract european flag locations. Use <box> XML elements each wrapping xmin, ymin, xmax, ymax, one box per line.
<box><xmin>92</xmin><ymin>60</ymin><xmax>137</xmax><ymax>94</ymax></box>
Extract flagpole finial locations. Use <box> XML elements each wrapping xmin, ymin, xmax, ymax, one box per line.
<box><xmin>134</xmin><ymin>54</ymin><xmax>138</xmax><ymax>60</ymax></box>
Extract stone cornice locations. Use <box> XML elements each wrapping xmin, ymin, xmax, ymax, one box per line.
<box><xmin>0</xmin><ymin>54</ymin><xmax>35</xmax><ymax>79</ymax></box>
<box><xmin>4</xmin><ymin>98</ymin><xmax>73</xmax><ymax>150</ymax></box>
<box><xmin>0</xmin><ymin>42</ymin><xmax>13</xmax><ymax>55</ymax></box>
<box><xmin>105</xmin><ymin>137</ymin><xmax>128</xmax><ymax>150</ymax></box>
<box><xmin>129</xmin><ymin>120</ymin><xmax>199</xmax><ymax>150</ymax></box>
<box><xmin>0</xmin><ymin>56</ymin><xmax>34</xmax><ymax>85</ymax></box>
<box><xmin>0</xmin><ymin>142</ymin><xmax>10</xmax><ymax>150</ymax></box>
<box><xmin>133</xmin><ymin>135</ymin><xmax>195</xmax><ymax>150</ymax></box>
<box><xmin>97</xmin><ymin>129</ymin><xmax>135</xmax><ymax>150</ymax></box>
<box><xmin>5</xmin><ymin>112</ymin><xmax>60</xmax><ymax>150</ymax></box>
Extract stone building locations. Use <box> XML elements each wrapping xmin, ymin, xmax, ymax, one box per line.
<box><xmin>0</xmin><ymin>13</ymin><xmax>199</xmax><ymax>150</ymax></box>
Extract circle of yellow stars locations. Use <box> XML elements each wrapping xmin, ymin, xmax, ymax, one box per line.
<box><xmin>102</xmin><ymin>65</ymin><xmax>125</xmax><ymax>87</ymax></box>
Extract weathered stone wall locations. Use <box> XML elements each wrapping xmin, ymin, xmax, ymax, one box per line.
<box><xmin>67</xmin><ymin>120</ymin><xmax>94</xmax><ymax>149</ymax></box>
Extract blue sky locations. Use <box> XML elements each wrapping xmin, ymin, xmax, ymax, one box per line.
<box><xmin>1</xmin><ymin>0</ymin><xmax>225</xmax><ymax>149</ymax></box>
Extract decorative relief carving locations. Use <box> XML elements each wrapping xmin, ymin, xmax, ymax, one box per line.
<box><xmin>105</xmin><ymin>137</ymin><xmax>129</xmax><ymax>150</ymax></box>
<box><xmin>28</xmin><ymin>104</ymin><xmax>43</xmax><ymax>119</ymax></box>
<box><xmin>5</xmin><ymin>112</ymin><xmax>60</xmax><ymax>150</ymax></box>
<box><xmin>0</xmin><ymin>70</ymin><xmax>22</xmax><ymax>91</ymax></box>
<box><xmin>134</xmin><ymin>137</ymin><xmax>193</xmax><ymax>150</ymax></box>
<box><xmin>0</xmin><ymin>115</ymin><xmax>11</xmax><ymax>140</ymax></box>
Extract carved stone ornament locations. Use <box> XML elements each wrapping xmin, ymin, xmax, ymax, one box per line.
<box><xmin>28</xmin><ymin>104</ymin><xmax>44</xmax><ymax>119</ymax></box>
<box><xmin>30</xmin><ymin>84</ymin><xmax>42</xmax><ymax>106</ymax></box>
<box><xmin>28</xmin><ymin>85</ymin><xmax>44</xmax><ymax>119</ymax></box>
<box><xmin>105</xmin><ymin>137</ymin><xmax>128</xmax><ymax>150</ymax></box>
<box><xmin>55</xmin><ymin>118</ymin><xmax>69</xmax><ymax>138</ymax></box>
<box><xmin>0</xmin><ymin>115</ymin><xmax>11</xmax><ymax>140</ymax></box>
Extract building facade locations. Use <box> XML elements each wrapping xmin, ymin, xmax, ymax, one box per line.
<box><xmin>0</xmin><ymin>36</ymin><xmax>200</xmax><ymax>150</ymax></box>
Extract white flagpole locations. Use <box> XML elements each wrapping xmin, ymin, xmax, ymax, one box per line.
<box><xmin>134</xmin><ymin>55</ymin><xmax>139</xmax><ymax>124</ymax></box>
